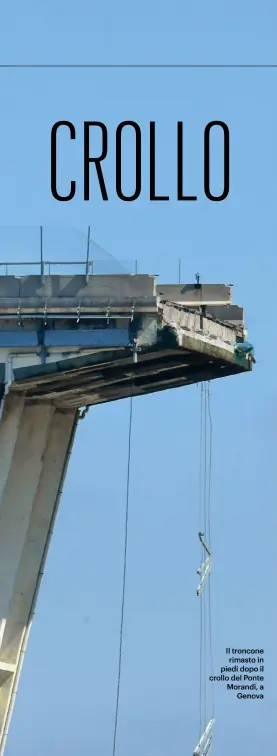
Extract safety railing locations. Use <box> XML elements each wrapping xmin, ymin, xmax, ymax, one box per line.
<box><xmin>0</xmin><ymin>226</ymin><xmax>138</xmax><ymax>278</ymax></box>
<box><xmin>0</xmin><ymin>259</ymin><xmax>138</xmax><ymax>277</ymax></box>
<box><xmin>0</xmin><ymin>226</ymin><xmax>184</xmax><ymax>281</ymax></box>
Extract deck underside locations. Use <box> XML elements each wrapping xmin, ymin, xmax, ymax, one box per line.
<box><xmin>9</xmin><ymin>340</ymin><xmax>250</xmax><ymax>408</ymax></box>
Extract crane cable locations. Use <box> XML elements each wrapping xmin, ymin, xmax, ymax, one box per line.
<box><xmin>112</xmin><ymin>395</ymin><xmax>133</xmax><ymax>756</ymax></box>
<box><xmin>198</xmin><ymin>382</ymin><xmax>215</xmax><ymax>748</ymax></box>
<box><xmin>111</xmin><ymin>385</ymin><xmax>215</xmax><ymax>755</ymax></box>
<box><xmin>207</xmin><ymin>385</ymin><xmax>215</xmax><ymax>721</ymax></box>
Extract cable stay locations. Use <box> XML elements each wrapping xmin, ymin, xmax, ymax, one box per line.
<box><xmin>112</xmin><ymin>394</ymin><xmax>133</xmax><ymax>756</ymax></box>
<box><xmin>194</xmin><ymin>382</ymin><xmax>215</xmax><ymax>756</ymax></box>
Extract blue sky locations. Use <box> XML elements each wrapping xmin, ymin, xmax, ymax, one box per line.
<box><xmin>0</xmin><ymin>2</ymin><xmax>276</xmax><ymax>755</ymax></box>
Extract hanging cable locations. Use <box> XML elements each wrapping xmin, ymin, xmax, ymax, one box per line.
<box><xmin>207</xmin><ymin>385</ymin><xmax>214</xmax><ymax>718</ymax></box>
<box><xmin>194</xmin><ymin>382</ymin><xmax>215</xmax><ymax>756</ymax></box>
<box><xmin>198</xmin><ymin>384</ymin><xmax>204</xmax><ymax>740</ymax></box>
<box><xmin>203</xmin><ymin>384</ymin><xmax>207</xmax><ymax>733</ymax></box>
<box><xmin>112</xmin><ymin>395</ymin><xmax>133</xmax><ymax>756</ymax></box>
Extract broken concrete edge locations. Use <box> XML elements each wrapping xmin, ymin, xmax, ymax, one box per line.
<box><xmin>179</xmin><ymin>334</ymin><xmax>251</xmax><ymax>371</ymax></box>
<box><xmin>160</xmin><ymin>304</ymin><xmax>244</xmax><ymax>349</ymax></box>
<box><xmin>0</xmin><ymin>301</ymin><xmax>251</xmax><ymax>392</ymax></box>
<box><xmin>8</xmin><ymin>353</ymin><xmax>250</xmax><ymax>410</ymax></box>
<box><xmin>7</xmin><ymin>337</ymin><xmax>250</xmax><ymax>389</ymax></box>
<box><xmin>159</xmin><ymin>301</ymin><xmax>244</xmax><ymax>332</ymax></box>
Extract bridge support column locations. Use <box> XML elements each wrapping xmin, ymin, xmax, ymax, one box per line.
<box><xmin>0</xmin><ymin>394</ymin><xmax>77</xmax><ymax>753</ymax></box>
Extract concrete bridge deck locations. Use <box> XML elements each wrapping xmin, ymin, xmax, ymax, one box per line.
<box><xmin>0</xmin><ymin>272</ymin><xmax>252</xmax><ymax>753</ymax></box>
<box><xmin>0</xmin><ymin>274</ymin><xmax>249</xmax><ymax>407</ymax></box>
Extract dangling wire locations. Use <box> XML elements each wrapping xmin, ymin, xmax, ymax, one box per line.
<box><xmin>196</xmin><ymin>382</ymin><xmax>215</xmax><ymax>755</ymax></box>
<box><xmin>112</xmin><ymin>396</ymin><xmax>133</xmax><ymax>756</ymax></box>
<box><xmin>203</xmin><ymin>384</ymin><xmax>207</xmax><ymax>732</ymax></box>
<box><xmin>207</xmin><ymin>385</ymin><xmax>214</xmax><ymax>719</ymax></box>
<box><xmin>199</xmin><ymin>384</ymin><xmax>204</xmax><ymax>740</ymax></box>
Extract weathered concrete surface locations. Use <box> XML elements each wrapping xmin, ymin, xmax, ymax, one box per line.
<box><xmin>0</xmin><ymin>297</ymin><xmax>157</xmax><ymax>315</ymax></box>
<box><xmin>0</xmin><ymin>274</ymin><xmax>156</xmax><ymax>300</ymax></box>
<box><xmin>0</xmin><ymin>397</ymin><xmax>77</xmax><ymax>754</ymax></box>
<box><xmin>5</xmin><ymin>303</ymin><xmax>250</xmax><ymax>409</ymax></box>
<box><xmin>0</xmin><ymin>276</ymin><xmax>231</xmax><ymax>305</ymax></box>
<box><xmin>0</xmin><ymin>273</ymin><xmax>252</xmax><ymax>753</ymax></box>
<box><xmin>0</xmin><ymin>277</ymin><xmax>235</xmax><ymax>315</ymax></box>
<box><xmin>161</xmin><ymin>304</ymin><xmax>241</xmax><ymax>349</ymax></box>
<box><xmin>0</xmin><ymin>274</ymin><xmax>158</xmax><ymax>314</ymax></box>
<box><xmin>156</xmin><ymin>283</ymin><xmax>232</xmax><ymax>305</ymax></box>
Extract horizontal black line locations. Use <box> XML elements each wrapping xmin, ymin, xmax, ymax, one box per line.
<box><xmin>0</xmin><ymin>63</ymin><xmax>276</xmax><ymax>69</ymax></box>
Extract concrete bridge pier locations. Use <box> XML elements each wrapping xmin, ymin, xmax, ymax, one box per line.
<box><xmin>0</xmin><ymin>396</ymin><xmax>77</xmax><ymax>753</ymax></box>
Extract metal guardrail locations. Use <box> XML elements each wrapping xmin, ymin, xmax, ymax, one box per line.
<box><xmin>0</xmin><ymin>226</ymin><xmax>184</xmax><ymax>281</ymax></box>
<box><xmin>0</xmin><ymin>259</ymin><xmax>138</xmax><ymax>277</ymax></box>
<box><xmin>0</xmin><ymin>226</ymin><xmax>138</xmax><ymax>278</ymax></box>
